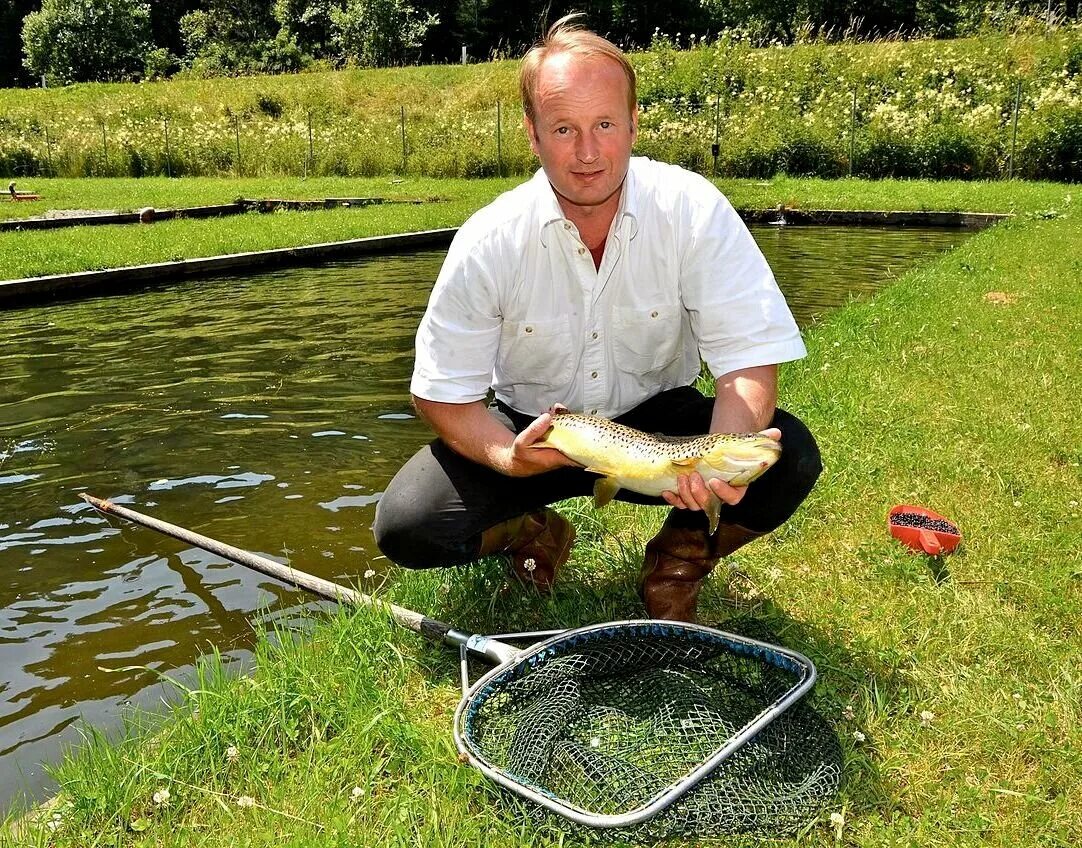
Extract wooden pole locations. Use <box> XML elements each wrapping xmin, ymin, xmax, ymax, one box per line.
<box><xmin>234</xmin><ymin>115</ymin><xmax>242</xmax><ymax>176</ymax></box>
<box><xmin>163</xmin><ymin>117</ymin><xmax>172</xmax><ymax>178</ymax></box>
<box><xmin>307</xmin><ymin>109</ymin><xmax>314</xmax><ymax>177</ymax></box>
<box><xmin>400</xmin><ymin>104</ymin><xmax>408</xmax><ymax>174</ymax></box>
<box><xmin>1008</xmin><ymin>80</ymin><xmax>1022</xmax><ymax>180</ymax></box>
<box><xmin>848</xmin><ymin>90</ymin><xmax>857</xmax><ymax>178</ymax></box>
<box><xmin>496</xmin><ymin>100</ymin><xmax>503</xmax><ymax>178</ymax></box>
<box><xmin>100</xmin><ymin>119</ymin><xmax>108</xmax><ymax>175</ymax></box>
<box><xmin>712</xmin><ymin>92</ymin><xmax>721</xmax><ymax>177</ymax></box>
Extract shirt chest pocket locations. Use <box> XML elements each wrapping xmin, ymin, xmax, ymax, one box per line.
<box><xmin>612</xmin><ymin>304</ymin><xmax>684</xmax><ymax>375</ymax></box>
<box><xmin>497</xmin><ymin>317</ymin><xmax>574</xmax><ymax>388</ymax></box>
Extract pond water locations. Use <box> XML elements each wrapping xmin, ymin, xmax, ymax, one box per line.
<box><xmin>0</xmin><ymin>224</ymin><xmax>967</xmax><ymax>811</ymax></box>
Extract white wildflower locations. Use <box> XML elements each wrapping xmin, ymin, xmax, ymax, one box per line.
<box><xmin>853</xmin><ymin>730</ymin><xmax>866</xmax><ymax>742</ymax></box>
<box><xmin>236</xmin><ymin>795</ymin><xmax>256</xmax><ymax>808</ymax></box>
<box><xmin>363</xmin><ymin>569</ymin><xmax>376</xmax><ymax>579</ymax></box>
<box><xmin>351</xmin><ymin>786</ymin><xmax>365</xmax><ymax>800</ymax></box>
<box><xmin>152</xmin><ymin>788</ymin><xmax>170</xmax><ymax>806</ymax></box>
<box><xmin>920</xmin><ymin>710</ymin><xmax>935</xmax><ymax>726</ymax></box>
<box><xmin>225</xmin><ymin>745</ymin><xmax>239</xmax><ymax>762</ymax></box>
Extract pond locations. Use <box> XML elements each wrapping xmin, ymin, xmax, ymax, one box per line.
<box><xmin>0</xmin><ymin>224</ymin><xmax>968</xmax><ymax>811</ymax></box>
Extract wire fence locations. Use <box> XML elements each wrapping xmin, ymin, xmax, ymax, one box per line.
<box><xmin>1</xmin><ymin>75</ymin><xmax>1078</xmax><ymax>182</ymax></box>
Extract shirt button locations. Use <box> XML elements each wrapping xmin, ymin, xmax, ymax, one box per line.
<box><xmin>590</xmin><ymin>409</ymin><xmax>598</xmax><ymax>415</ymax></box>
<box><xmin>591</xmin><ymin>371</ymin><xmax>598</xmax><ymax>379</ymax></box>
<box><xmin>564</xmin><ymin>222</ymin><xmax>572</xmax><ymax>230</ymax></box>
<box><xmin>525</xmin><ymin>326</ymin><xmax>533</xmax><ymax>334</ymax></box>
<box><xmin>650</xmin><ymin>310</ymin><xmax>659</xmax><ymax>318</ymax></box>
<box><xmin>578</xmin><ymin>247</ymin><xmax>586</xmax><ymax>256</ymax></box>
<box><xmin>591</xmin><ymin>332</ymin><xmax>598</xmax><ymax>340</ymax></box>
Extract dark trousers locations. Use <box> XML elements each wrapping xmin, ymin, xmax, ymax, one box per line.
<box><xmin>373</xmin><ymin>386</ymin><xmax>822</xmax><ymax>570</ymax></box>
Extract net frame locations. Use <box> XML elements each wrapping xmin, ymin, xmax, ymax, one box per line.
<box><xmin>452</xmin><ymin>619</ymin><xmax>816</xmax><ymax>830</ymax></box>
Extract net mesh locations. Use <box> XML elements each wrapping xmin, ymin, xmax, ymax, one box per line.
<box><xmin>460</xmin><ymin>622</ymin><xmax>841</xmax><ymax>841</ymax></box>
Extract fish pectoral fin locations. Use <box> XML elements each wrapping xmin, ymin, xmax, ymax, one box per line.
<box><xmin>592</xmin><ymin>477</ymin><xmax>621</xmax><ymax>509</ymax></box>
<box><xmin>668</xmin><ymin>457</ymin><xmax>699</xmax><ymax>470</ymax></box>
<box><xmin>705</xmin><ymin>496</ymin><xmax>721</xmax><ymax>535</ymax></box>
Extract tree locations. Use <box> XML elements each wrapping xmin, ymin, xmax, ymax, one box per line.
<box><xmin>331</xmin><ymin>0</ymin><xmax>438</xmax><ymax>66</ymax></box>
<box><xmin>180</xmin><ymin>0</ymin><xmax>291</xmax><ymax>74</ymax></box>
<box><xmin>22</xmin><ymin>0</ymin><xmax>152</xmax><ymax>83</ymax></box>
<box><xmin>274</xmin><ymin>0</ymin><xmax>339</xmax><ymax>57</ymax></box>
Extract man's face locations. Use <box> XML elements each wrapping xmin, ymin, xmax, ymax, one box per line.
<box><xmin>524</xmin><ymin>53</ymin><xmax>637</xmax><ymax>215</ymax></box>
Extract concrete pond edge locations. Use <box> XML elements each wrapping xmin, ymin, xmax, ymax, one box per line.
<box><xmin>0</xmin><ymin>209</ymin><xmax>1010</xmax><ymax>308</ymax></box>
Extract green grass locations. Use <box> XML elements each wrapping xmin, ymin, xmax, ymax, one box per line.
<box><xmin>0</xmin><ymin>175</ymin><xmax>1076</xmax><ymax>281</ymax></box>
<box><xmin>4</xmin><ymin>178</ymin><xmax>1081</xmax><ymax>847</ymax></box>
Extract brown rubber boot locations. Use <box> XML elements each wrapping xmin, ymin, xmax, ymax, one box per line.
<box><xmin>478</xmin><ymin>508</ymin><xmax>575</xmax><ymax>592</ymax></box>
<box><xmin>639</xmin><ymin>516</ymin><xmax>764</xmax><ymax>622</ymax></box>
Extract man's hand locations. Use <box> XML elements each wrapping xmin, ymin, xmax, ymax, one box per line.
<box><xmin>501</xmin><ymin>410</ymin><xmax>582</xmax><ymax>477</ymax></box>
<box><xmin>661</xmin><ymin>427</ymin><xmax>781</xmax><ymax>512</ymax></box>
<box><xmin>413</xmin><ymin>397</ymin><xmax>581</xmax><ymax>478</ymax></box>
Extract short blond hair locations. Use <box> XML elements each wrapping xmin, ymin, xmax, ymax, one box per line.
<box><xmin>519</xmin><ymin>13</ymin><xmax>637</xmax><ymax>121</ymax></box>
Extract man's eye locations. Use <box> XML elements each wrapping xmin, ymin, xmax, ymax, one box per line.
<box><xmin>555</xmin><ymin>127</ymin><xmax>569</xmax><ymax>135</ymax></box>
<box><xmin>600</xmin><ymin>121</ymin><xmax>613</xmax><ymax>129</ymax></box>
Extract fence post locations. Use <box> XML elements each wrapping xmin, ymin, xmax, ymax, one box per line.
<box><xmin>44</xmin><ymin>125</ymin><xmax>53</xmax><ymax>176</ymax></box>
<box><xmin>100</xmin><ymin>119</ymin><xmax>108</xmax><ymax>175</ymax></box>
<box><xmin>496</xmin><ymin>100</ymin><xmax>503</xmax><ymax>178</ymax></box>
<box><xmin>234</xmin><ymin>115</ymin><xmax>242</xmax><ymax>176</ymax></box>
<box><xmin>306</xmin><ymin>109</ymin><xmax>314</xmax><ymax>178</ymax></box>
<box><xmin>400</xmin><ymin>105</ymin><xmax>408</xmax><ymax>174</ymax></box>
<box><xmin>1008</xmin><ymin>79</ymin><xmax>1021</xmax><ymax>180</ymax></box>
<box><xmin>712</xmin><ymin>92</ymin><xmax>721</xmax><ymax>177</ymax></box>
<box><xmin>848</xmin><ymin>90</ymin><xmax>857</xmax><ymax>178</ymax></box>
<box><xmin>163</xmin><ymin>117</ymin><xmax>172</xmax><ymax>178</ymax></box>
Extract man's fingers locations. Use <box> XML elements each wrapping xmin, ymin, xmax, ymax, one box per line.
<box><xmin>676</xmin><ymin>474</ymin><xmax>700</xmax><ymax>511</ymax></box>
<box><xmin>760</xmin><ymin>427</ymin><xmax>782</xmax><ymax>441</ymax></box>
<box><xmin>517</xmin><ymin>412</ymin><xmax>554</xmax><ymax>447</ymax></box>
<box><xmin>708</xmin><ymin>477</ymin><xmax>748</xmax><ymax>506</ymax></box>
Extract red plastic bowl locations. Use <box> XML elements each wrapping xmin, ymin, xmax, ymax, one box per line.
<box><xmin>888</xmin><ymin>504</ymin><xmax>961</xmax><ymax>556</ymax></box>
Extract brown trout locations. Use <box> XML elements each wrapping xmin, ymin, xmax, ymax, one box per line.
<box><xmin>533</xmin><ymin>410</ymin><xmax>781</xmax><ymax>533</ymax></box>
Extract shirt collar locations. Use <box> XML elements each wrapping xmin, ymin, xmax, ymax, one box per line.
<box><xmin>536</xmin><ymin>160</ymin><xmax>640</xmax><ymax>247</ymax></box>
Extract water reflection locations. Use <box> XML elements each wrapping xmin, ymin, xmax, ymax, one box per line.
<box><xmin>0</xmin><ymin>226</ymin><xmax>965</xmax><ymax>811</ymax></box>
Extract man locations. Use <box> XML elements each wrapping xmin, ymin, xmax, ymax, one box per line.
<box><xmin>373</xmin><ymin>16</ymin><xmax>821</xmax><ymax>622</ymax></box>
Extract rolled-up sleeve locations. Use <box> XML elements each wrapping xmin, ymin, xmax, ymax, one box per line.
<box><xmin>410</xmin><ymin>229</ymin><xmax>502</xmax><ymax>403</ymax></box>
<box><xmin>679</xmin><ymin>185</ymin><xmax>806</xmax><ymax>379</ymax></box>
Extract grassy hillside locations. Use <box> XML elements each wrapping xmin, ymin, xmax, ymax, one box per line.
<box><xmin>1</xmin><ymin>27</ymin><xmax>1080</xmax><ymax>181</ymax></box>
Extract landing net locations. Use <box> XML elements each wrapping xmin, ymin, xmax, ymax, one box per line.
<box><xmin>455</xmin><ymin>621</ymin><xmax>840</xmax><ymax>840</ymax></box>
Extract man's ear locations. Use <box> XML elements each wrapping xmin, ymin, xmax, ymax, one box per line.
<box><xmin>630</xmin><ymin>104</ymin><xmax>639</xmax><ymax>145</ymax></box>
<box><xmin>524</xmin><ymin>114</ymin><xmax>540</xmax><ymax>157</ymax></box>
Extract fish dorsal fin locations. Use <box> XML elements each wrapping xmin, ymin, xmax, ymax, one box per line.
<box><xmin>593</xmin><ymin>477</ymin><xmax>620</xmax><ymax>508</ymax></box>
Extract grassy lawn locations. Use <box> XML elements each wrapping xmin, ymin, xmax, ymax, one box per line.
<box><xmin>4</xmin><ymin>177</ymin><xmax>1081</xmax><ymax>847</ymax></box>
<box><xmin>0</xmin><ymin>174</ymin><xmax>1075</xmax><ymax>281</ymax></box>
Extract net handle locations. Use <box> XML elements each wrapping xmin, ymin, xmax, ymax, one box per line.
<box><xmin>79</xmin><ymin>494</ymin><xmax>520</xmax><ymax>665</ymax></box>
<box><xmin>452</xmin><ymin>619</ymin><xmax>818</xmax><ymax>829</ymax></box>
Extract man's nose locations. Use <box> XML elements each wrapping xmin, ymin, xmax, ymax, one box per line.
<box><xmin>576</xmin><ymin>131</ymin><xmax>599</xmax><ymax>163</ymax></box>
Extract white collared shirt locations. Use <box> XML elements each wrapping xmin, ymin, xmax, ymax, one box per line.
<box><xmin>411</xmin><ymin>157</ymin><xmax>806</xmax><ymax>419</ymax></box>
